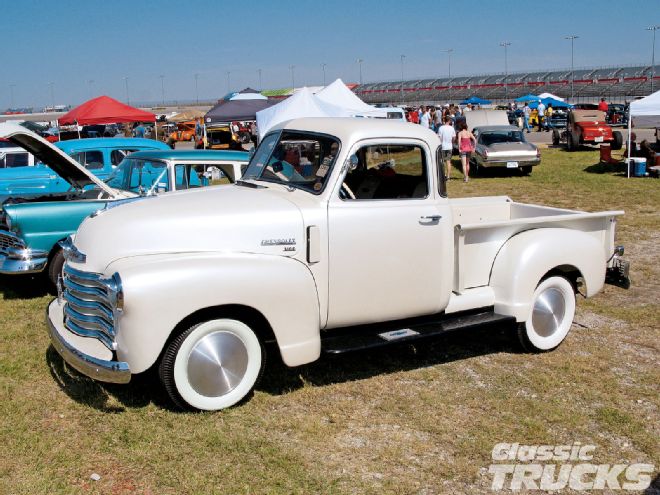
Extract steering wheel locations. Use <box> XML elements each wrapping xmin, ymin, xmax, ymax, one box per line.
<box><xmin>340</xmin><ymin>182</ymin><xmax>356</xmax><ymax>200</ymax></box>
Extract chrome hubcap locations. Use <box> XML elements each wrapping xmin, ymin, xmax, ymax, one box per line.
<box><xmin>187</xmin><ymin>331</ymin><xmax>248</xmax><ymax>397</ymax></box>
<box><xmin>532</xmin><ymin>287</ymin><xmax>565</xmax><ymax>337</ymax></box>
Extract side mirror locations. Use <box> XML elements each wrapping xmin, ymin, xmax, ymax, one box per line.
<box><xmin>348</xmin><ymin>154</ymin><xmax>359</xmax><ymax>171</ymax></box>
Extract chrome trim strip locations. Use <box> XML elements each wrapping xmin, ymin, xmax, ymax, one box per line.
<box><xmin>59</xmin><ymin>236</ymin><xmax>86</xmax><ymax>263</ymax></box>
<box><xmin>46</xmin><ymin>303</ymin><xmax>130</xmax><ymax>384</ymax></box>
<box><xmin>64</xmin><ymin>291</ymin><xmax>115</xmax><ymax>322</ymax></box>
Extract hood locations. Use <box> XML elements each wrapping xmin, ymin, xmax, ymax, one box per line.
<box><xmin>72</xmin><ymin>184</ymin><xmax>306</xmax><ymax>272</ymax></box>
<box><xmin>0</xmin><ymin>122</ymin><xmax>118</xmax><ymax>196</ymax></box>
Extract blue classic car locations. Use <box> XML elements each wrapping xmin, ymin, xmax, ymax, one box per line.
<box><xmin>0</xmin><ymin>123</ymin><xmax>248</xmax><ymax>289</ymax></box>
<box><xmin>0</xmin><ymin>136</ymin><xmax>169</xmax><ymax>200</ymax></box>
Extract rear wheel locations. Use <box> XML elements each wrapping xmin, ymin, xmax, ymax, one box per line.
<box><xmin>566</xmin><ymin>132</ymin><xmax>578</xmax><ymax>151</ymax></box>
<box><xmin>520</xmin><ymin>165</ymin><xmax>532</xmax><ymax>176</ymax></box>
<box><xmin>159</xmin><ymin>318</ymin><xmax>265</xmax><ymax>411</ymax></box>
<box><xmin>517</xmin><ymin>276</ymin><xmax>576</xmax><ymax>352</ymax></box>
<box><xmin>611</xmin><ymin>131</ymin><xmax>623</xmax><ymax>150</ymax></box>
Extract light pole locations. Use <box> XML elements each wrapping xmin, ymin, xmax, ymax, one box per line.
<box><xmin>565</xmin><ymin>35</ymin><xmax>579</xmax><ymax>101</ymax></box>
<box><xmin>357</xmin><ymin>58</ymin><xmax>363</xmax><ymax>85</ymax></box>
<box><xmin>647</xmin><ymin>26</ymin><xmax>660</xmax><ymax>93</ymax></box>
<box><xmin>441</xmin><ymin>48</ymin><xmax>453</xmax><ymax>103</ymax></box>
<box><xmin>194</xmin><ymin>73</ymin><xmax>199</xmax><ymax>104</ymax></box>
<box><xmin>159</xmin><ymin>75</ymin><xmax>165</xmax><ymax>106</ymax></box>
<box><xmin>9</xmin><ymin>84</ymin><xmax>15</xmax><ymax>109</ymax></box>
<box><xmin>257</xmin><ymin>68</ymin><xmax>262</xmax><ymax>91</ymax></box>
<box><xmin>123</xmin><ymin>76</ymin><xmax>130</xmax><ymax>105</ymax></box>
<box><xmin>321</xmin><ymin>63</ymin><xmax>327</xmax><ymax>86</ymax></box>
<box><xmin>500</xmin><ymin>41</ymin><xmax>511</xmax><ymax>102</ymax></box>
<box><xmin>400</xmin><ymin>54</ymin><xmax>406</xmax><ymax>103</ymax></box>
<box><xmin>48</xmin><ymin>82</ymin><xmax>55</xmax><ymax>109</ymax></box>
<box><xmin>226</xmin><ymin>71</ymin><xmax>231</xmax><ymax>93</ymax></box>
<box><xmin>289</xmin><ymin>65</ymin><xmax>295</xmax><ymax>89</ymax></box>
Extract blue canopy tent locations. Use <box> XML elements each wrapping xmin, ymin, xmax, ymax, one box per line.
<box><xmin>461</xmin><ymin>96</ymin><xmax>492</xmax><ymax>105</ymax></box>
<box><xmin>515</xmin><ymin>94</ymin><xmax>541</xmax><ymax>103</ymax></box>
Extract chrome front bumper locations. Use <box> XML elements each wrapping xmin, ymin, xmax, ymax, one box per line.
<box><xmin>0</xmin><ymin>250</ymin><xmax>48</xmax><ymax>274</ymax></box>
<box><xmin>46</xmin><ymin>299</ymin><xmax>131</xmax><ymax>384</ymax></box>
<box><xmin>0</xmin><ymin>230</ymin><xmax>48</xmax><ymax>274</ymax></box>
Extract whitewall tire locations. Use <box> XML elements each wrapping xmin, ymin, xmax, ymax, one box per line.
<box><xmin>518</xmin><ymin>276</ymin><xmax>576</xmax><ymax>352</ymax></box>
<box><xmin>160</xmin><ymin>318</ymin><xmax>264</xmax><ymax>411</ymax></box>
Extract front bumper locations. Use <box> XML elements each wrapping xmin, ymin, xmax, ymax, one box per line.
<box><xmin>0</xmin><ymin>249</ymin><xmax>48</xmax><ymax>274</ymax></box>
<box><xmin>46</xmin><ymin>299</ymin><xmax>131</xmax><ymax>384</ymax></box>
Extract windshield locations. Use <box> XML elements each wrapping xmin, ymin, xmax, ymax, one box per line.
<box><xmin>242</xmin><ymin>130</ymin><xmax>341</xmax><ymax>194</ymax></box>
<box><xmin>106</xmin><ymin>158</ymin><xmax>169</xmax><ymax>194</ymax></box>
<box><xmin>479</xmin><ymin>130</ymin><xmax>525</xmax><ymax>145</ymax></box>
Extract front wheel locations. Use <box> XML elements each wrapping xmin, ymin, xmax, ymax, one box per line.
<box><xmin>552</xmin><ymin>129</ymin><xmax>560</xmax><ymax>146</ymax></box>
<box><xmin>159</xmin><ymin>318</ymin><xmax>265</xmax><ymax>411</ymax></box>
<box><xmin>517</xmin><ymin>276</ymin><xmax>576</xmax><ymax>352</ymax></box>
<box><xmin>47</xmin><ymin>248</ymin><xmax>65</xmax><ymax>294</ymax></box>
<box><xmin>611</xmin><ymin>131</ymin><xmax>623</xmax><ymax>150</ymax></box>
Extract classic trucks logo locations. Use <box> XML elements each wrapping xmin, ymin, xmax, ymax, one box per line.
<box><xmin>260</xmin><ymin>238</ymin><xmax>296</xmax><ymax>246</ymax></box>
<box><xmin>487</xmin><ymin>443</ymin><xmax>654</xmax><ymax>491</ymax></box>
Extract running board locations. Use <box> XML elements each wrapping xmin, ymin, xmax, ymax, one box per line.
<box><xmin>321</xmin><ymin>311</ymin><xmax>515</xmax><ymax>354</ymax></box>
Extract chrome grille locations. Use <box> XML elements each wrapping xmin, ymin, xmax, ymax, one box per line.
<box><xmin>63</xmin><ymin>264</ymin><xmax>122</xmax><ymax>351</ymax></box>
<box><xmin>0</xmin><ymin>230</ymin><xmax>25</xmax><ymax>254</ymax></box>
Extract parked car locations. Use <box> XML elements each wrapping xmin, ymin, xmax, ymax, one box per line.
<box><xmin>0</xmin><ymin>146</ymin><xmax>35</xmax><ymax>168</ymax></box>
<box><xmin>606</xmin><ymin>104</ymin><xmax>628</xmax><ymax>127</ymax></box>
<box><xmin>0</xmin><ymin>123</ymin><xmax>249</xmax><ymax>289</ymax></box>
<box><xmin>47</xmin><ymin>118</ymin><xmax>629</xmax><ymax>411</ymax></box>
<box><xmin>552</xmin><ymin>110</ymin><xmax>623</xmax><ymax>151</ymax></box>
<box><xmin>168</xmin><ymin>121</ymin><xmax>197</xmax><ymax>143</ymax></box>
<box><xmin>200</xmin><ymin>123</ymin><xmax>245</xmax><ymax>150</ymax></box>
<box><xmin>0</xmin><ymin>136</ymin><xmax>169</xmax><ymax>201</ymax></box>
<box><xmin>471</xmin><ymin>126</ymin><xmax>541</xmax><ymax>175</ymax></box>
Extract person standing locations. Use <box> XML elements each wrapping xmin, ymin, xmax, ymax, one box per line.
<box><xmin>536</xmin><ymin>101</ymin><xmax>545</xmax><ymax>132</ymax></box>
<box><xmin>598</xmin><ymin>97</ymin><xmax>608</xmax><ymax>113</ymax></box>
<box><xmin>437</xmin><ymin>116</ymin><xmax>457</xmax><ymax>180</ymax></box>
<box><xmin>522</xmin><ymin>102</ymin><xmax>531</xmax><ymax>133</ymax></box>
<box><xmin>544</xmin><ymin>103</ymin><xmax>553</xmax><ymax>131</ymax></box>
<box><xmin>419</xmin><ymin>106</ymin><xmax>430</xmax><ymax>129</ymax></box>
<box><xmin>457</xmin><ymin>122</ymin><xmax>476</xmax><ymax>182</ymax></box>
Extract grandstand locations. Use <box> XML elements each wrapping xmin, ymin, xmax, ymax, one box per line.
<box><xmin>354</xmin><ymin>64</ymin><xmax>660</xmax><ymax>105</ymax></box>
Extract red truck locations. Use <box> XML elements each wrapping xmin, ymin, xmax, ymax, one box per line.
<box><xmin>553</xmin><ymin>109</ymin><xmax>623</xmax><ymax>151</ymax></box>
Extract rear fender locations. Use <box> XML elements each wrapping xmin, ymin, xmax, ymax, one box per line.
<box><xmin>489</xmin><ymin>228</ymin><xmax>606</xmax><ymax>321</ymax></box>
<box><xmin>106</xmin><ymin>252</ymin><xmax>321</xmax><ymax>373</ymax></box>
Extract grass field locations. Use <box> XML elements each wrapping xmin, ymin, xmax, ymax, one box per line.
<box><xmin>0</xmin><ymin>147</ymin><xmax>658</xmax><ymax>494</ymax></box>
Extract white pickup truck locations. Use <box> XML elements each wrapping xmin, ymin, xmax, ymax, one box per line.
<box><xmin>46</xmin><ymin>118</ymin><xmax>630</xmax><ymax>411</ymax></box>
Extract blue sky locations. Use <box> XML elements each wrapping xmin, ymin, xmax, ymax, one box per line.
<box><xmin>3</xmin><ymin>0</ymin><xmax>658</xmax><ymax>108</ymax></box>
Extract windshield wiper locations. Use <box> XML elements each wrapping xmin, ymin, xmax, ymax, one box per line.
<box><xmin>236</xmin><ymin>179</ymin><xmax>265</xmax><ymax>189</ymax></box>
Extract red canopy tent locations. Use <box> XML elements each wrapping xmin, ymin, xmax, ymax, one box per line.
<box><xmin>58</xmin><ymin>95</ymin><xmax>156</xmax><ymax>125</ymax></box>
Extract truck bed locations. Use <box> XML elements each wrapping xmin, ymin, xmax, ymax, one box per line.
<box><xmin>448</xmin><ymin>196</ymin><xmax>623</xmax><ymax>292</ymax></box>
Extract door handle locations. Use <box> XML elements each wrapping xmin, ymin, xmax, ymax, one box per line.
<box><xmin>420</xmin><ymin>215</ymin><xmax>442</xmax><ymax>222</ymax></box>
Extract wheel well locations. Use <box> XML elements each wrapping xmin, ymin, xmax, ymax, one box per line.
<box><xmin>540</xmin><ymin>265</ymin><xmax>584</xmax><ymax>294</ymax></box>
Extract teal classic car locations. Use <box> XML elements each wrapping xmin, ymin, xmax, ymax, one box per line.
<box><xmin>0</xmin><ymin>135</ymin><xmax>169</xmax><ymax>200</ymax></box>
<box><xmin>0</xmin><ymin>124</ymin><xmax>249</xmax><ymax>289</ymax></box>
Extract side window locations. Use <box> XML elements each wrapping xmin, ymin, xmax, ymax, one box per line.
<box><xmin>71</xmin><ymin>150</ymin><xmax>104</xmax><ymax>170</ymax></box>
<box><xmin>341</xmin><ymin>144</ymin><xmax>428</xmax><ymax>200</ymax></box>
<box><xmin>436</xmin><ymin>146</ymin><xmax>447</xmax><ymax>198</ymax></box>
<box><xmin>175</xmin><ymin>164</ymin><xmax>190</xmax><ymax>189</ymax></box>
<box><xmin>111</xmin><ymin>149</ymin><xmax>139</xmax><ymax>166</ymax></box>
<box><xmin>3</xmin><ymin>152</ymin><xmax>29</xmax><ymax>168</ymax></box>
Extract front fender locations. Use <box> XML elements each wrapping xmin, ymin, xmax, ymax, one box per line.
<box><xmin>105</xmin><ymin>252</ymin><xmax>321</xmax><ymax>373</ymax></box>
<box><xmin>489</xmin><ymin>228</ymin><xmax>606</xmax><ymax>321</ymax></box>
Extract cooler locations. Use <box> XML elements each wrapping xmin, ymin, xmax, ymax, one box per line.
<box><xmin>629</xmin><ymin>157</ymin><xmax>646</xmax><ymax>177</ymax></box>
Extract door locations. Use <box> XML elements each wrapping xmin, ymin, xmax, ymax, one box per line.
<box><xmin>326</xmin><ymin>140</ymin><xmax>452</xmax><ymax>328</ymax></box>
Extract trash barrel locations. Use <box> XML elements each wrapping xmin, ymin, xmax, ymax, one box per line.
<box><xmin>599</xmin><ymin>144</ymin><xmax>611</xmax><ymax>163</ymax></box>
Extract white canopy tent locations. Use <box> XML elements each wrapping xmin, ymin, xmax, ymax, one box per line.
<box><xmin>315</xmin><ymin>79</ymin><xmax>374</xmax><ymax>114</ymax></box>
<box><xmin>256</xmin><ymin>86</ymin><xmax>351</xmax><ymax>139</ymax></box>
<box><xmin>627</xmin><ymin>90</ymin><xmax>660</xmax><ymax>177</ymax></box>
<box><xmin>538</xmin><ymin>92</ymin><xmax>565</xmax><ymax>101</ymax></box>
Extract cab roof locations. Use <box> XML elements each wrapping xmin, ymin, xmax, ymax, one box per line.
<box><xmin>270</xmin><ymin>118</ymin><xmax>441</xmax><ymax>148</ymax></box>
<box><xmin>55</xmin><ymin>137</ymin><xmax>169</xmax><ymax>152</ymax></box>
<box><xmin>124</xmin><ymin>149</ymin><xmax>250</xmax><ymax>162</ymax></box>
